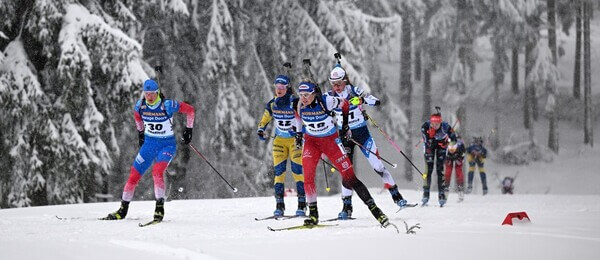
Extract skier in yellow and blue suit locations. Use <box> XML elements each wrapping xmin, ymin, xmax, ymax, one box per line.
<box><xmin>257</xmin><ymin>75</ymin><xmax>306</xmax><ymax>217</ymax></box>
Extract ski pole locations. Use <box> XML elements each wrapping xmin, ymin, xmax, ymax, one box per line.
<box><xmin>152</xmin><ymin>65</ymin><xmax>177</xmax><ymax>177</ymax></box>
<box><xmin>320</xmin><ymin>158</ymin><xmax>337</xmax><ymax>173</ymax></box>
<box><xmin>322</xmin><ymin>160</ymin><xmax>331</xmax><ymax>192</ymax></box>
<box><xmin>188</xmin><ymin>143</ymin><xmax>238</xmax><ymax>193</ymax></box>
<box><xmin>363</xmin><ymin>112</ymin><xmax>426</xmax><ymax>179</ymax></box>
<box><xmin>348</xmin><ymin>137</ymin><xmax>397</xmax><ymax>168</ymax></box>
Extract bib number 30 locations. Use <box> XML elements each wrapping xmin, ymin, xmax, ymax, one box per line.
<box><xmin>146</xmin><ymin>123</ymin><xmax>164</xmax><ymax>131</ymax></box>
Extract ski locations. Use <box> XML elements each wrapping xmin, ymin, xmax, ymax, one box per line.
<box><xmin>321</xmin><ymin>217</ymin><xmax>356</xmax><ymax>222</ymax></box>
<box><xmin>138</xmin><ymin>220</ymin><xmax>161</xmax><ymax>227</ymax></box>
<box><xmin>254</xmin><ymin>215</ymin><xmax>304</xmax><ymax>221</ymax></box>
<box><xmin>57</xmin><ymin>216</ymin><xmax>141</xmax><ymax>221</ymax></box>
<box><xmin>395</xmin><ymin>203</ymin><xmax>419</xmax><ymax>213</ymax></box>
<box><xmin>267</xmin><ymin>223</ymin><xmax>338</xmax><ymax>231</ymax></box>
<box><xmin>97</xmin><ymin>216</ymin><xmax>141</xmax><ymax>220</ymax></box>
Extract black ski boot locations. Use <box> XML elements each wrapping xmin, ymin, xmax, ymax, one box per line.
<box><xmin>466</xmin><ymin>172</ymin><xmax>474</xmax><ymax>194</ymax></box>
<box><xmin>439</xmin><ymin>192</ymin><xmax>447</xmax><ymax>207</ymax></box>
<box><xmin>338</xmin><ymin>196</ymin><xmax>353</xmax><ymax>220</ymax></box>
<box><xmin>104</xmin><ymin>200</ymin><xmax>129</xmax><ymax>220</ymax></box>
<box><xmin>422</xmin><ymin>188</ymin><xmax>430</xmax><ymax>206</ymax></box>
<box><xmin>296</xmin><ymin>196</ymin><xmax>306</xmax><ymax>216</ymax></box>
<box><xmin>389</xmin><ymin>185</ymin><xmax>408</xmax><ymax>208</ymax></box>
<box><xmin>304</xmin><ymin>203</ymin><xmax>319</xmax><ymax>225</ymax></box>
<box><xmin>367</xmin><ymin>200</ymin><xmax>389</xmax><ymax>227</ymax></box>
<box><xmin>481</xmin><ymin>172</ymin><xmax>488</xmax><ymax>195</ymax></box>
<box><xmin>153</xmin><ymin>198</ymin><xmax>164</xmax><ymax>221</ymax></box>
<box><xmin>274</xmin><ymin>195</ymin><xmax>285</xmax><ymax>217</ymax></box>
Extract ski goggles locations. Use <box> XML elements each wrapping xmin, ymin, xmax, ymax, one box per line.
<box><xmin>329</xmin><ymin>79</ymin><xmax>344</xmax><ymax>87</ymax></box>
<box><xmin>274</xmin><ymin>83</ymin><xmax>288</xmax><ymax>90</ymax></box>
<box><xmin>299</xmin><ymin>92</ymin><xmax>313</xmax><ymax>98</ymax></box>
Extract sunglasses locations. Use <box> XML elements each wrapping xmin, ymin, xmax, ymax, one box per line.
<box><xmin>299</xmin><ymin>92</ymin><xmax>313</xmax><ymax>98</ymax></box>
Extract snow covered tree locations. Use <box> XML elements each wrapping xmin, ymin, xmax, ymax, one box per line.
<box><xmin>418</xmin><ymin>0</ymin><xmax>454</xmax><ymax>122</ymax></box>
<box><xmin>1</xmin><ymin>0</ymin><xmax>147</xmax><ymax>207</ymax></box>
<box><xmin>478</xmin><ymin>0</ymin><xmax>538</xmax><ymax>150</ymax></box>
<box><xmin>528</xmin><ymin>40</ymin><xmax>559</xmax><ymax>146</ymax></box>
<box><xmin>1</xmin><ymin>0</ymin><xmax>418</xmax><ymax>205</ymax></box>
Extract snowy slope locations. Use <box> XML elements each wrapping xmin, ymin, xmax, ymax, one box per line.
<box><xmin>1</xmin><ymin>189</ymin><xmax>599</xmax><ymax>260</ymax></box>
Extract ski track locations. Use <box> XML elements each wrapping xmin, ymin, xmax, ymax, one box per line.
<box><xmin>1</xmin><ymin>190</ymin><xmax>600</xmax><ymax>260</ymax></box>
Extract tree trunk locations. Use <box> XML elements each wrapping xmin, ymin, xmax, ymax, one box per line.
<box><xmin>456</xmin><ymin>0</ymin><xmax>468</xmax><ymax>140</ymax></box>
<box><xmin>583</xmin><ymin>0</ymin><xmax>593</xmax><ymax>146</ymax></box>
<box><xmin>547</xmin><ymin>0</ymin><xmax>559</xmax><ymax>153</ymax></box>
<box><xmin>574</xmin><ymin>0</ymin><xmax>582</xmax><ymax>99</ymax></box>
<box><xmin>524</xmin><ymin>42</ymin><xmax>534</xmax><ymax>129</ymax></box>
<box><xmin>525</xmin><ymin>41</ymin><xmax>536</xmax><ymax>145</ymax></box>
<box><xmin>415</xmin><ymin>49</ymin><xmax>422</xmax><ymax>81</ymax></box>
<box><xmin>531</xmin><ymin>83</ymin><xmax>538</xmax><ymax>121</ymax></box>
<box><xmin>512</xmin><ymin>47</ymin><xmax>519</xmax><ymax>94</ymax></box>
<box><xmin>493</xmin><ymin>78</ymin><xmax>501</xmax><ymax>150</ymax></box>
<box><xmin>401</xmin><ymin>15</ymin><xmax>414</xmax><ymax>181</ymax></box>
<box><xmin>422</xmin><ymin>66</ymin><xmax>432</xmax><ymax>122</ymax></box>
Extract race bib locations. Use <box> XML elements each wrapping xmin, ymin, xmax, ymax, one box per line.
<box><xmin>144</xmin><ymin>120</ymin><xmax>174</xmax><ymax>137</ymax></box>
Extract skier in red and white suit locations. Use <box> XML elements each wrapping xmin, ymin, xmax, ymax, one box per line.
<box><xmin>294</xmin><ymin>81</ymin><xmax>389</xmax><ymax>227</ymax></box>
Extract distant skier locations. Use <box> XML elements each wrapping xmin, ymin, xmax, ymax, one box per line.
<box><xmin>444</xmin><ymin>137</ymin><xmax>466</xmax><ymax>202</ymax></box>
<box><xmin>256</xmin><ymin>75</ymin><xmax>306</xmax><ymax>217</ymax></box>
<box><xmin>501</xmin><ymin>176</ymin><xmax>514</xmax><ymax>194</ymax></box>
<box><xmin>466</xmin><ymin>136</ymin><xmax>488</xmax><ymax>195</ymax></box>
<box><xmin>420</xmin><ymin>109</ymin><xmax>457</xmax><ymax>206</ymax></box>
<box><xmin>325</xmin><ymin>64</ymin><xmax>408</xmax><ymax>220</ymax></box>
<box><xmin>103</xmin><ymin>79</ymin><xmax>195</xmax><ymax>221</ymax></box>
<box><xmin>295</xmin><ymin>80</ymin><xmax>390</xmax><ymax>227</ymax></box>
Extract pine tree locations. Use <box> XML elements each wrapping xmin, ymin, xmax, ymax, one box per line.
<box><xmin>1</xmin><ymin>1</ymin><xmax>146</xmax><ymax>206</ymax></box>
<box><xmin>527</xmin><ymin>41</ymin><xmax>559</xmax><ymax>146</ymax></box>
<box><xmin>449</xmin><ymin>0</ymin><xmax>477</xmax><ymax>140</ymax></box>
<box><xmin>1</xmin><ymin>0</ymin><xmax>423</xmax><ymax>204</ymax></box>
<box><xmin>419</xmin><ymin>0</ymin><xmax>454</xmax><ymax>123</ymax></box>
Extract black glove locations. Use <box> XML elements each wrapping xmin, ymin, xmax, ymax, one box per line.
<box><xmin>182</xmin><ymin>127</ymin><xmax>193</xmax><ymax>145</ymax></box>
<box><xmin>295</xmin><ymin>132</ymin><xmax>303</xmax><ymax>149</ymax></box>
<box><xmin>138</xmin><ymin>131</ymin><xmax>145</xmax><ymax>147</ymax></box>
<box><xmin>341</xmin><ymin>124</ymin><xmax>351</xmax><ymax>142</ymax></box>
<box><xmin>257</xmin><ymin>129</ymin><xmax>266</xmax><ymax>141</ymax></box>
<box><xmin>361</xmin><ymin>110</ymin><xmax>370</xmax><ymax>121</ymax></box>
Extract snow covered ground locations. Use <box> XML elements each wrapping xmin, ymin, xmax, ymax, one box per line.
<box><xmin>2</xmin><ymin>5</ymin><xmax>599</xmax><ymax>260</ymax></box>
<box><xmin>1</xmin><ymin>188</ymin><xmax>599</xmax><ymax>260</ymax></box>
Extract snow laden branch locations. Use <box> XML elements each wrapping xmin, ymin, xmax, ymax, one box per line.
<box><xmin>526</xmin><ymin>40</ymin><xmax>559</xmax><ymax>92</ymax></box>
<box><xmin>201</xmin><ymin>0</ymin><xmax>236</xmax><ymax>80</ymax></box>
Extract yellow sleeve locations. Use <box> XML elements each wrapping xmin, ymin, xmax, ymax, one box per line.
<box><xmin>258</xmin><ymin>109</ymin><xmax>272</xmax><ymax>130</ymax></box>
